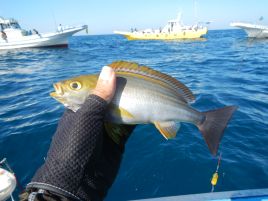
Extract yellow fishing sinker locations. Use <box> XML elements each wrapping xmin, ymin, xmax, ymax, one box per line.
<box><xmin>211</xmin><ymin>172</ymin><xmax>219</xmax><ymax>186</ymax></box>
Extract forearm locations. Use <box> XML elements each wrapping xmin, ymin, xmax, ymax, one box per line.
<box><xmin>26</xmin><ymin>94</ymin><xmax>107</xmax><ymax>200</ymax></box>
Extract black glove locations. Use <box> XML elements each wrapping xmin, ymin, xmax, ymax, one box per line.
<box><xmin>25</xmin><ymin>94</ymin><xmax>135</xmax><ymax>201</ymax></box>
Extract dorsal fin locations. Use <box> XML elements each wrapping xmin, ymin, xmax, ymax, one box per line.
<box><xmin>108</xmin><ymin>61</ymin><xmax>195</xmax><ymax>103</ymax></box>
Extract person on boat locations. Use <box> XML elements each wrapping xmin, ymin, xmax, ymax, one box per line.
<box><xmin>20</xmin><ymin>66</ymin><xmax>135</xmax><ymax>201</ymax></box>
<box><xmin>58</xmin><ymin>24</ymin><xmax>63</xmax><ymax>32</ymax></box>
<box><xmin>33</xmin><ymin>29</ymin><xmax>39</xmax><ymax>35</ymax></box>
<box><xmin>1</xmin><ymin>31</ymin><xmax>7</xmax><ymax>41</ymax></box>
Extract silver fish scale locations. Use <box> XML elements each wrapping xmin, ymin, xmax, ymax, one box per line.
<box><xmin>109</xmin><ymin>74</ymin><xmax>202</xmax><ymax>125</ymax></box>
<box><xmin>114</xmin><ymin>67</ymin><xmax>193</xmax><ymax>103</ymax></box>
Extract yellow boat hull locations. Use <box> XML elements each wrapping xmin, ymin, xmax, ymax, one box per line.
<box><xmin>115</xmin><ymin>28</ymin><xmax>208</xmax><ymax>40</ymax></box>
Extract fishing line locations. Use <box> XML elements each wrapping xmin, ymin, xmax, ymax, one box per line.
<box><xmin>10</xmin><ymin>194</ymin><xmax>15</xmax><ymax>201</ymax></box>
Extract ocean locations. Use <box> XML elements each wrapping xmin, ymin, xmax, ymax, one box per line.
<box><xmin>0</xmin><ymin>29</ymin><xmax>267</xmax><ymax>200</ymax></box>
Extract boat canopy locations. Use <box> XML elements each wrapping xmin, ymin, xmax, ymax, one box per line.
<box><xmin>0</xmin><ymin>17</ymin><xmax>21</xmax><ymax>31</ymax></box>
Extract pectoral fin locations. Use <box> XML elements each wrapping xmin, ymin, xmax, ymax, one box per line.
<box><xmin>154</xmin><ymin>121</ymin><xmax>180</xmax><ymax>139</ymax></box>
<box><xmin>104</xmin><ymin>122</ymin><xmax>136</xmax><ymax>145</ymax></box>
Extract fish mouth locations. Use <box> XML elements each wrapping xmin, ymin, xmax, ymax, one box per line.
<box><xmin>50</xmin><ymin>91</ymin><xmax>59</xmax><ymax>98</ymax></box>
<box><xmin>52</xmin><ymin>83</ymin><xmax>64</xmax><ymax>96</ymax></box>
<box><xmin>50</xmin><ymin>83</ymin><xmax>65</xmax><ymax>103</ymax></box>
<box><xmin>50</xmin><ymin>90</ymin><xmax>67</xmax><ymax>105</ymax></box>
<box><xmin>50</xmin><ymin>83</ymin><xmax>73</xmax><ymax>109</ymax></box>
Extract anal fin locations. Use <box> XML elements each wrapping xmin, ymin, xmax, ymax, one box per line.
<box><xmin>154</xmin><ymin>121</ymin><xmax>180</xmax><ymax>139</ymax></box>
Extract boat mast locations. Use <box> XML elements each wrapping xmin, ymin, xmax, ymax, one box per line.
<box><xmin>193</xmin><ymin>0</ymin><xmax>198</xmax><ymax>24</ymax></box>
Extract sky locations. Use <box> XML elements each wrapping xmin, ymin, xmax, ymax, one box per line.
<box><xmin>1</xmin><ymin>0</ymin><xmax>268</xmax><ymax>35</ymax></box>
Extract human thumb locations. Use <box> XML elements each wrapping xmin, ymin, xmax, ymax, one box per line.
<box><xmin>93</xmin><ymin>66</ymin><xmax>116</xmax><ymax>103</ymax></box>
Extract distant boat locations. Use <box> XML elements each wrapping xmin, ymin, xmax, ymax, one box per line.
<box><xmin>114</xmin><ymin>13</ymin><xmax>208</xmax><ymax>40</ymax></box>
<box><xmin>0</xmin><ymin>17</ymin><xmax>88</xmax><ymax>50</ymax></box>
<box><xmin>230</xmin><ymin>22</ymin><xmax>268</xmax><ymax>38</ymax></box>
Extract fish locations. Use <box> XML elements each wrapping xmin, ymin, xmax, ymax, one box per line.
<box><xmin>50</xmin><ymin>61</ymin><xmax>237</xmax><ymax>155</ymax></box>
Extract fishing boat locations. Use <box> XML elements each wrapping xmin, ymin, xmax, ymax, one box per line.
<box><xmin>0</xmin><ymin>17</ymin><xmax>88</xmax><ymax>50</ymax></box>
<box><xmin>114</xmin><ymin>13</ymin><xmax>208</xmax><ymax>40</ymax></box>
<box><xmin>230</xmin><ymin>22</ymin><xmax>268</xmax><ymax>38</ymax></box>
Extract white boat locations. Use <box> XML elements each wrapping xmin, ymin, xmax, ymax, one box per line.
<box><xmin>114</xmin><ymin>13</ymin><xmax>208</xmax><ymax>40</ymax></box>
<box><xmin>0</xmin><ymin>17</ymin><xmax>88</xmax><ymax>50</ymax></box>
<box><xmin>230</xmin><ymin>22</ymin><xmax>268</xmax><ymax>38</ymax></box>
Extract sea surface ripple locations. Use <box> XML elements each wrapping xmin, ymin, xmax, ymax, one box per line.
<box><xmin>0</xmin><ymin>29</ymin><xmax>267</xmax><ymax>200</ymax></box>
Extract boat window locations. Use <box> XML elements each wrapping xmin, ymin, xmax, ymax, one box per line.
<box><xmin>1</xmin><ymin>24</ymin><xmax>8</xmax><ymax>29</ymax></box>
<box><xmin>0</xmin><ymin>24</ymin><xmax>3</xmax><ymax>31</ymax></box>
<box><xmin>10</xmin><ymin>22</ymin><xmax>21</xmax><ymax>29</ymax></box>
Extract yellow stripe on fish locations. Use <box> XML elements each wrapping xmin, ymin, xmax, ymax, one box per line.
<box><xmin>108</xmin><ymin>61</ymin><xmax>195</xmax><ymax>103</ymax></box>
<box><xmin>109</xmin><ymin>104</ymin><xmax>134</xmax><ymax>119</ymax></box>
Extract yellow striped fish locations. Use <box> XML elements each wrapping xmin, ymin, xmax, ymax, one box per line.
<box><xmin>50</xmin><ymin>61</ymin><xmax>237</xmax><ymax>155</ymax></box>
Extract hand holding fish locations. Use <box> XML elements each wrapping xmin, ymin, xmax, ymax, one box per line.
<box><xmin>23</xmin><ymin>61</ymin><xmax>237</xmax><ymax>201</ymax></box>
<box><xmin>24</xmin><ymin>66</ymin><xmax>135</xmax><ymax>201</ymax></box>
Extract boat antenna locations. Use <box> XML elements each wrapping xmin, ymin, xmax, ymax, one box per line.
<box><xmin>193</xmin><ymin>0</ymin><xmax>198</xmax><ymax>23</ymax></box>
<box><xmin>210</xmin><ymin>152</ymin><xmax>222</xmax><ymax>192</ymax></box>
<box><xmin>50</xmin><ymin>9</ymin><xmax>57</xmax><ymax>31</ymax></box>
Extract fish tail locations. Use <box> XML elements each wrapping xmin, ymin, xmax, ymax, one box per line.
<box><xmin>197</xmin><ymin>106</ymin><xmax>238</xmax><ymax>156</ymax></box>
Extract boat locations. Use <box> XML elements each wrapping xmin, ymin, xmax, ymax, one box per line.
<box><xmin>0</xmin><ymin>17</ymin><xmax>88</xmax><ymax>50</ymax></box>
<box><xmin>230</xmin><ymin>22</ymin><xmax>268</xmax><ymax>38</ymax></box>
<box><xmin>114</xmin><ymin>13</ymin><xmax>208</xmax><ymax>40</ymax></box>
<box><xmin>132</xmin><ymin>188</ymin><xmax>268</xmax><ymax>201</ymax></box>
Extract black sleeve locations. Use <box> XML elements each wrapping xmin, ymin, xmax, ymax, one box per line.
<box><xmin>26</xmin><ymin>94</ymin><xmax>107</xmax><ymax>201</ymax></box>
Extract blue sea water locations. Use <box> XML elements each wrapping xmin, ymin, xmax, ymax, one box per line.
<box><xmin>0</xmin><ymin>29</ymin><xmax>267</xmax><ymax>200</ymax></box>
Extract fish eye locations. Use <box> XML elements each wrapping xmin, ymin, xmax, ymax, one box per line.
<box><xmin>70</xmin><ymin>81</ymin><xmax>81</xmax><ymax>90</ymax></box>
